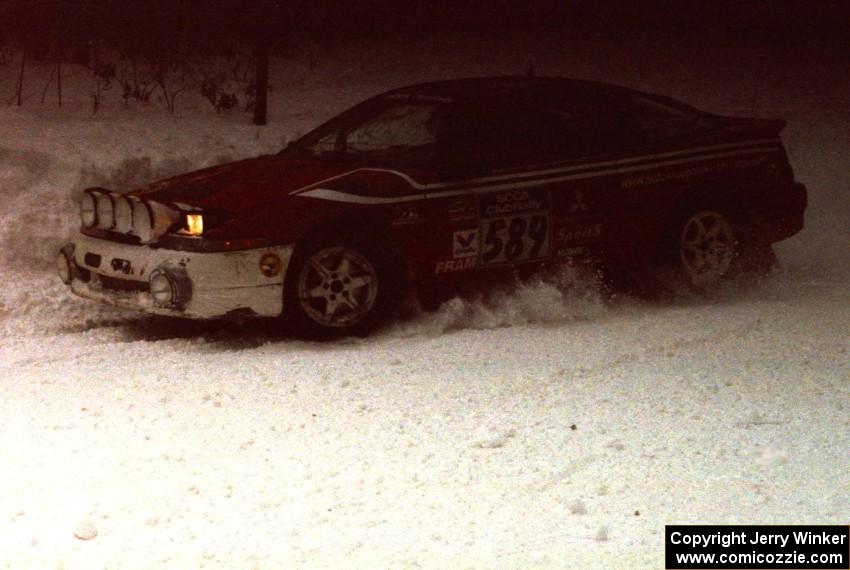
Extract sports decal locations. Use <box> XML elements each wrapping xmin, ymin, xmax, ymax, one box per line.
<box><xmin>478</xmin><ymin>188</ymin><xmax>550</xmax><ymax>267</ymax></box>
<box><xmin>453</xmin><ymin>229</ymin><xmax>479</xmax><ymax>258</ymax></box>
<box><xmin>436</xmin><ymin>257</ymin><xmax>477</xmax><ymax>274</ymax></box>
<box><xmin>555</xmin><ymin>221</ymin><xmax>603</xmax><ymax>244</ymax></box>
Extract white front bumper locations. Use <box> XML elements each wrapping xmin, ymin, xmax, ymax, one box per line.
<box><xmin>68</xmin><ymin>234</ymin><xmax>294</xmax><ymax>319</ymax></box>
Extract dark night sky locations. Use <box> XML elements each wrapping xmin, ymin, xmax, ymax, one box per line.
<box><xmin>2</xmin><ymin>1</ymin><xmax>850</xmax><ymax>49</ymax></box>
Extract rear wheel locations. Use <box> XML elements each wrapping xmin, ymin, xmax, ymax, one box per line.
<box><xmin>648</xmin><ymin>208</ymin><xmax>738</xmax><ymax>296</ymax></box>
<box><xmin>677</xmin><ymin>209</ymin><xmax>737</xmax><ymax>289</ymax></box>
<box><xmin>284</xmin><ymin>237</ymin><xmax>394</xmax><ymax>338</ymax></box>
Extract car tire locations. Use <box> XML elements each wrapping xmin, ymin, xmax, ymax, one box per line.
<box><xmin>656</xmin><ymin>208</ymin><xmax>739</xmax><ymax>294</ymax></box>
<box><xmin>283</xmin><ymin>235</ymin><xmax>397</xmax><ymax>339</ymax></box>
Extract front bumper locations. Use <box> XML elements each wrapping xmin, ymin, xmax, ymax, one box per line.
<box><xmin>62</xmin><ymin>233</ymin><xmax>293</xmax><ymax>319</ymax></box>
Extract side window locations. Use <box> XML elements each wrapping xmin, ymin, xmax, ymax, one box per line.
<box><xmin>442</xmin><ymin>103</ymin><xmax>566</xmax><ymax>172</ymax></box>
<box><xmin>441</xmin><ymin>99</ymin><xmax>631</xmax><ymax>175</ymax></box>
<box><xmin>541</xmin><ymin>104</ymin><xmax>629</xmax><ymax>159</ymax></box>
<box><xmin>345</xmin><ymin>104</ymin><xmax>439</xmax><ymax>153</ymax></box>
<box><xmin>300</xmin><ymin>101</ymin><xmax>441</xmax><ymax>167</ymax></box>
<box><xmin>629</xmin><ymin>96</ymin><xmax>715</xmax><ymax>142</ymax></box>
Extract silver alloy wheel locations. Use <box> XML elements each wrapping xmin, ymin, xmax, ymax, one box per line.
<box><xmin>297</xmin><ymin>246</ymin><xmax>378</xmax><ymax>328</ymax></box>
<box><xmin>679</xmin><ymin>210</ymin><xmax>736</xmax><ymax>287</ymax></box>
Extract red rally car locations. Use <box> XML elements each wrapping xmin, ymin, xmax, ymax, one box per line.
<box><xmin>57</xmin><ymin>77</ymin><xmax>807</xmax><ymax>337</ymax></box>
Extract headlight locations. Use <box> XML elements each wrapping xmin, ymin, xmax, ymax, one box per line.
<box><xmin>132</xmin><ymin>199</ymin><xmax>154</xmax><ymax>242</ymax></box>
<box><xmin>80</xmin><ymin>192</ymin><xmax>97</xmax><ymax>228</ymax></box>
<box><xmin>184</xmin><ymin>214</ymin><xmax>204</xmax><ymax>236</ymax></box>
<box><xmin>114</xmin><ymin>196</ymin><xmax>134</xmax><ymax>233</ymax></box>
<box><xmin>95</xmin><ymin>192</ymin><xmax>115</xmax><ymax>229</ymax></box>
<box><xmin>149</xmin><ymin>271</ymin><xmax>176</xmax><ymax>306</ymax></box>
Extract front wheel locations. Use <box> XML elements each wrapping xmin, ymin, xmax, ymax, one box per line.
<box><xmin>283</xmin><ymin>239</ymin><xmax>393</xmax><ymax>338</ymax></box>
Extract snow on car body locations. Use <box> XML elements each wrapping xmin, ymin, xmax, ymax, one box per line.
<box><xmin>58</xmin><ymin>77</ymin><xmax>807</xmax><ymax>337</ymax></box>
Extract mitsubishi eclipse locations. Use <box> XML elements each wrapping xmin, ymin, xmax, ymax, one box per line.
<box><xmin>57</xmin><ymin>77</ymin><xmax>807</xmax><ymax>337</ymax></box>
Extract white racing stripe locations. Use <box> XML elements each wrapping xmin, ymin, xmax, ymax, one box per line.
<box><xmin>298</xmin><ymin>143</ymin><xmax>779</xmax><ymax>205</ymax></box>
<box><xmin>290</xmin><ymin>138</ymin><xmax>780</xmax><ymax>198</ymax></box>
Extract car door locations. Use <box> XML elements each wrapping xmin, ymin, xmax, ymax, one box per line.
<box><xmin>431</xmin><ymin>93</ymin><xmax>638</xmax><ymax>286</ymax></box>
<box><xmin>430</xmin><ymin>98</ymin><xmax>565</xmax><ymax>283</ymax></box>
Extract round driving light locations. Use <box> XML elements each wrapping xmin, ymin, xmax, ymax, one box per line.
<box><xmin>149</xmin><ymin>271</ymin><xmax>175</xmax><ymax>306</ymax></box>
<box><xmin>259</xmin><ymin>253</ymin><xmax>282</xmax><ymax>277</ymax></box>
<box><xmin>114</xmin><ymin>196</ymin><xmax>134</xmax><ymax>233</ymax></box>
<box><xmin>95</xmin><ymin>193</ymin><xmax>115</xmax><ymax>229</ymax></box>
<box><xmin>132</xmin><ymin>199</ymin><xmax>154</xmax><ymax>242</ymax></box>
<box><xmin>80</xmin><ymin>193</ymin><xmax>97</xmax><ymax>228</ymax></box>
<box><xmin>57</xmin><ymin>250</ymin><xmax>72</xmax><ymax>284</ymax></box>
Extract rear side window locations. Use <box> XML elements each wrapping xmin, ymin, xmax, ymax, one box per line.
<box><xmin>629</xmin><ymin>95</ymin><xmax>716</xmax><ymax>142</ymax></box>
<box><xmin>442</xmin><ymin>97</ymin><xmax>631</xmax><ymax>172</ymax></box>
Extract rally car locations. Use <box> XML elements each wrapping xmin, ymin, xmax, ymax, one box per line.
<box><xmin>58</xmin><ymin>77</ymin><xmax>807</xmax><ymax>337</ymax></box>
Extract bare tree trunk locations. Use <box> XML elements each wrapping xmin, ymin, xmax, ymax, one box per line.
<box><xmin>16</xmin><ymin>50</ymin><xmax>26</xmax><ymax>106</ymax></box>
<box><xmin>57</xmin><ymin>57</ymin><xmax>62</xmax><ymax>107</ymax></box>
<box><xmin>253</xmin><ymin>43</ymin><xmax>269</xmax><ymax>126</ymax></box>
<box><xmin>41</xmin><ymin>66</ymin><xmax>54</xmax><ymax>103</ymax></box>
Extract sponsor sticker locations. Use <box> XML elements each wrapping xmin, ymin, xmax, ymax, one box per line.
<box><xmin>478</xmin><ymin>188</ymin><xmax>549</xmax><ymax>218</ymax></box>
<box><xmin>478</xmin><ymin>187</ymin><xmax>551</xmax><ymax>266</ymax></box>
<box><xmin>453</xmin><ymin>229</ymin><xmax>479</xmax><ymax>258</ymax></box>
<box><xmin>556</xmin><ymin>245</ymin><xmax>590</xmax><ymax>258</ymax></box>
<box><xmin>555</xmin><ymin>220</ymin><xmax>603</xmax><ymax>244</ymax></box>
<box><xmin>448</xmin><ymin>197</ymin><xmax>477</xmax><ymax>223</ymax></box>
<box><xmin>110</xmin><ymin>258</ymin><xmax>133</xmax><ymax>275</ymax></box>
<box><xmin>569</xmin><ymin>190</ymin><xmax>590</xmax><ymax>213</ymax></box>
<box><xmin>259</xmin><ymin>253</ymin><xmax>282</xmax><ymax>277</ymax></box>
<box><xmin>436</xmin><ymin>257</ymin><xmax>477</xmax><ymax>274</ymax></box>
<box><xmin>391</xmin><ymin>206</ymin><xmax>422</xmax><ymax>225</ymax></box>
<box><xmin>620</xmin><ymin>156</ymin><xmax>767</xmax><ymax>189</ymax></box>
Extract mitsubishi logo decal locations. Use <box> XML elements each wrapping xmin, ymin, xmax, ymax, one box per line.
<box><xmin>570</xmin><ymin>190</ymin><xmax>589</xmax><ymax>213</ymax></box>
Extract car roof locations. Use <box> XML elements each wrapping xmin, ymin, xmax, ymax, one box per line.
<box><xmin>382</xmin><ymin>76</ymin><xmax>636</xmax><ymax>103</ymax></box>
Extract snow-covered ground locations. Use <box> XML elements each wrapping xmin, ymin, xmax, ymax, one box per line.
<box><xmin>0</xmin><ymin>30</ymin><xmax>847</xmax><ymax>568</ymax></box>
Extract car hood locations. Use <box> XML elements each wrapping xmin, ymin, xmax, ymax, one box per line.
<box><xmin>132</xmin><ymin>154</ymin><xmax>355</xmax><ymax>214</ymax></box>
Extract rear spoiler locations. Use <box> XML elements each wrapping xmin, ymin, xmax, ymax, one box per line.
<box><xmin>716</xmin><ymin>116</ymin><xmax>787</xmax><ymax>137</ymax></box>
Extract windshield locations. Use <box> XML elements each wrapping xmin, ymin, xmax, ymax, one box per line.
<box><xmin>292</xmin><ymin>100</ymin><xmax>442</xmax><ymax>166</ymax></box>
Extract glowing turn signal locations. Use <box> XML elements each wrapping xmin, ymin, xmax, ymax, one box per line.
<box><xmin>185</xmin><ymin>214</ymin><xmax>204</xmax><ymax>236</ymax></box>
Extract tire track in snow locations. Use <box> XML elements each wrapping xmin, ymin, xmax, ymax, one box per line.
<box><xmin>561</xmin><ymin>317</ymin><xmax>765</xmax><ymax>381</ymax></box>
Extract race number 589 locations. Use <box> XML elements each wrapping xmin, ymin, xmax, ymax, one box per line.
<box><xmin>481</xmin><ymin>213</ymin><xmax>549</xmax><ymax>265</ymax></box>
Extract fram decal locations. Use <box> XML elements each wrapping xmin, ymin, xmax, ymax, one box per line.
<box><xmin>453</xmin><ymin>229</ymin><xmax>479</xmax><ymax>258</ymax></box>
<box><xmin>436</xmin><ymin>257</ymin><xmax>477</xmax><ymax>274</ymax></box>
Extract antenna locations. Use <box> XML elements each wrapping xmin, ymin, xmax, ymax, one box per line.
<box><xmin>525</xmin><ymin>56</ymin><xmax>536</xmax><ymax>78</ymax></box>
